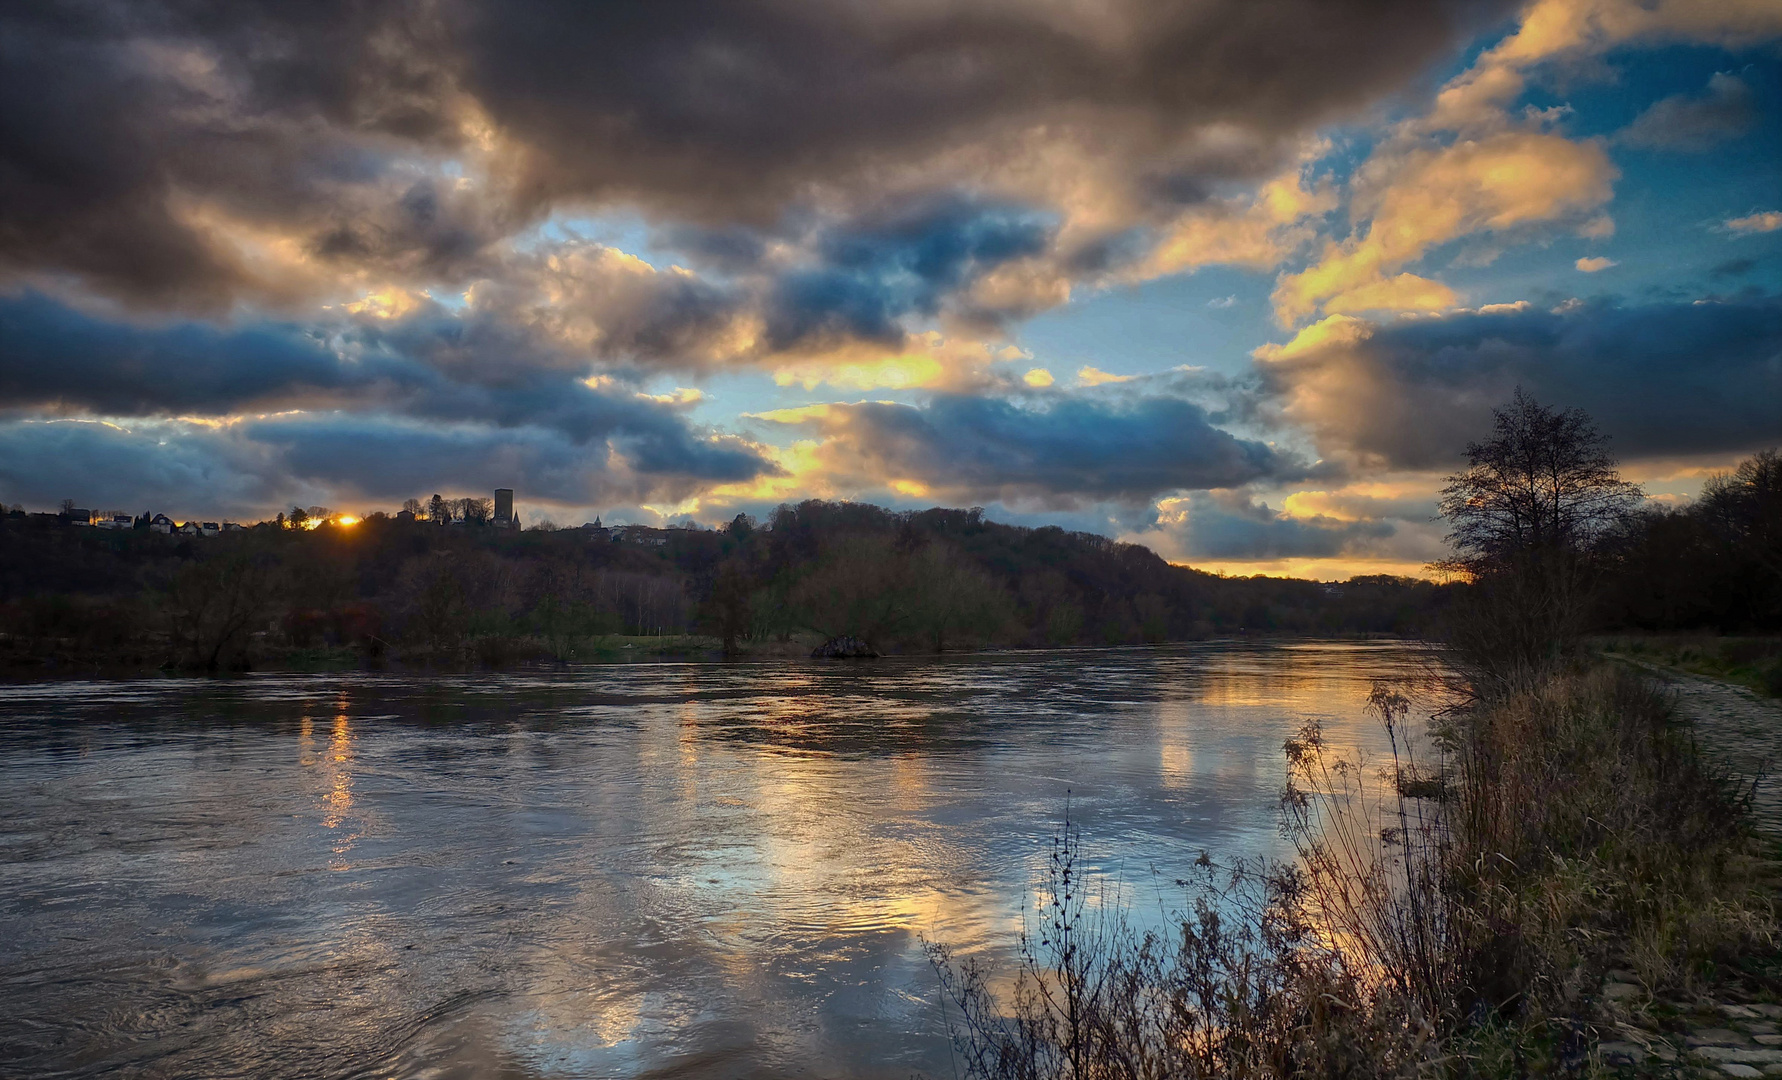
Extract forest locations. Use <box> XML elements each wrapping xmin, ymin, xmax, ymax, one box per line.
<box><xmin>0</xmin><ymin>499</ymin><xmax>1448</xmax><ymax>671</ymax></box>
<box><xmin>0</xmin><ymin>445</ymin><xmax>1772</xmax><ymax>672</ymax></box>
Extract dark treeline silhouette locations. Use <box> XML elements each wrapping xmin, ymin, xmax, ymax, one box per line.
<box><xmin>1599</xmin><ymin>448</ymin><xmax>1782</xmax><ymax>634</ymax></box>
<box><xmin>0</xmin><ymin>500</ymin><xmax>1449</xmax><ymax>671</ymax></box>
<box><xmin>3</xmin><ymin>402</ymin><xmax>1771</xmax><ymax>673</ymax></box>
<box><xmin>1430</xmin><ymin>389</ymin><xmax>1778</xmax><ymax>690</ymax></box>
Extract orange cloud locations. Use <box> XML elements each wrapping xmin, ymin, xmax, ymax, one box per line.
<box><xmin>1725</xmin><ymin>211</ymin><xmax>1782</xmax><ymax>235</ymax></box>
<box><xmin>1076</xmin><ymin>367</ymin><xmax>1134</xmax><ymax>386</ymax></box>
<box><xmin>1273</xmin><ymin>131</ymin><xmax>1615</xmax><ymax>325</ymax></box>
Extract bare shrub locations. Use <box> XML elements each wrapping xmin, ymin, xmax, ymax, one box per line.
<box><xmin>931</xmin><ymin>670</ymin><xmax>1774</xmax><ymax>1078</ymax></box>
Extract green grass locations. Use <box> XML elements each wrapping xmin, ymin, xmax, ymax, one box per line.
<box><xmin>1596</xmin><ymin>634</ymin><xmax>1782</xmax><ymax>696</ymax></box>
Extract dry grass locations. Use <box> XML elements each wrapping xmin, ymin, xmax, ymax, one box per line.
<box><xmin>930</xmin><ymin>666</ymin><xmax>1776</xmax><ymax>1078</ymax></box>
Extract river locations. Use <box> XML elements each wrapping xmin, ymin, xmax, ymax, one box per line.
<box><xmin>0</xmin><ymin>641</ymin><xmax>1439</xmax><ymax>1079</ymax></box>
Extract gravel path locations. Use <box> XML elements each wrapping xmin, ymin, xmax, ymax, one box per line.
<box><xmin>1627</xmin><ymin>661</ymin><xmax>1782</xmax><ymax>838</ymax></box>
<box><xmin>1588</xmin><ymin>663</ymin><xmax>1782</xmax><ymax>1076</ymax></box>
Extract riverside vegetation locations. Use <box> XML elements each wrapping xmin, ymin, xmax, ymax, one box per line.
<box><xmin>1</xmin><ymin>501</ymin><xmax>1455</xmax><ymax>672</ymax></box>
<box><xmin>928</xmin><ymin>395</ymin><xmax>1781</xmax><ymax>1078</ymax></box>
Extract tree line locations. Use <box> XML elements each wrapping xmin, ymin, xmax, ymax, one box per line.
<box><xmin>0</xmin><ymin>500</ymin><xmax>1447</xmax><ymax>670</ymax></box>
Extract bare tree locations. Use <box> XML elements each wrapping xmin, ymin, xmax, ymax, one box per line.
<box><xmin>1437</xmin><ymin>389</ymin><xmax>1642</xmax><ymax>680</ymax></box>
<box><xmin>165</xmin><ymin>551</ymin><xmax>272</xmax><ymax>669</ymax></box>
<box><xmin>1438</xmin><ymin>388</ymin><xmax>1642</xmax><ymax>571</ymax></box>
<box><xmin>907</xmin><ymin>542</ymin><xmax>1012</xmax><ymax>651</ymax></box>
<box><xmin>790</xmin><ymin>535</ymin><xmax>915</xmax><ymax>646</ymax></box>
<box><xmin>1698</xmin><ymin>448</ymin><xmax>1782</xmax><ymax>583</ymax></box>
<box><xmin>459</xmin><ymin>497</ymin><xmax>493</xmax><ymax>524</ymax></box>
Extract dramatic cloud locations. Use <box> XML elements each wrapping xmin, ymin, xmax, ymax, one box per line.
<box><xmin>1255</xmin><ymin>296</ymin><xmax>1782</xmax><ymax>469</ymax></box>
<box><xmin>0</xmin><ymin>411</ymin><xmax>760</xmax><ymax>520</ymax></box>
<box><xmin>0</xmin><ymin>292</ymin><xmax>778</xmax><ymax>505</ymax></box>
<box><xmin>456</xmin><ymin>0</ymin><xmax>1507</xmax><ymax>224</ymax></box>
<box><xmin>0</xmin><ymin>293</ymin><xmax>418</xmax><ymax>414</ymax></box>
<box><xmin>1269</xmin><ymin>0</ymin><xmax>1781</xmax><ymax>330</ymax></box>
<box><xmin>0</xmin><ymin>0</ymin><xmax>1512</xmax><ymax>314</ymax></box>
<box><xmin>761</xmin><ymin>198</ymin><xmax>1056</xmax><ymax>349</ymax></box>
<box><xmin>0</xmin><ymin>420</ymin><xmax>283</xmax><ymax>518</ymax></box>
<box><xmin>1616</xmin><ymin>72</ymin><xmax>1756</xmax><ymax>151</ymax></box>
<box><xmin>1273</xmin><ymin>131</ymin><xmax>1616</xmax><ymax>325</ymax></box>
<box><xmin>1422</xmin><ymin>0</ymin><xmax>1782</xmax><ymax>134</ymax></box>
<box><xmin>753</xmin><ymin>391</ymin><xmax>1284</xmax><ymax>507</ymax></box>
<box><xmin>1149</xmin><ymin>491</ymin><xmax>1396</xmax><ymax>560</ymax></box>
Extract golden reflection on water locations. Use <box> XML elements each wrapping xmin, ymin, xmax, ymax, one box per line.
<box><xmin>1156</xmin><ymin>687</ymin><xmax>1197</xmax><ymax>789</ymax></box>
<box><xmin>322</xmin><ymin>713</ymin><xmax>354</xmax><ymax>826</ymax></box>
<box><xmin>305</xmin><ymin>698</ymin><xmax>359</xmax><ymax>866</ymax></box>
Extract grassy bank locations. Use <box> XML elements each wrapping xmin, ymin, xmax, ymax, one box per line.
<box><xmin>932</xmin><ymin>663</ymin><xmax>1779</xmax><ymax>1077</ymax></box>
<box><xmin>1596</xmin><ymin>635</ymin><xmax>1782</xmax><ymax>698</ymax></box>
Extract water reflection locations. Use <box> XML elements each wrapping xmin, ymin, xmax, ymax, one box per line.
<box><xmin>0</xmin><ymin>641</ymin><xmax>1443</xmax><ymax>1079</ymax></box>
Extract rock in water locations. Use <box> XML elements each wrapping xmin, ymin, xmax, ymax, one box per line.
<box><xmin>811</xmin><ymin>635</ymin><xmax>879</xmax><ymax>659</ymax></box>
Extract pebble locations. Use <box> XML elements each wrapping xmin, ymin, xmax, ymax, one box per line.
<box><xmin>1696</xmin><ymin>1047</ymin><xmax>1782</xmax><ymax>1065</ymax></box>
<box><xmin>1693</xmin><ymin>1030</ymin><xmax>1756</xmax><ymax>1048</ymax></box>
<box><xmin>1757</xmin><ymin>1006</ymin><xmax>1782</xmax><ymax>1020</ymax></box>
<box><xmin>1723</xmin><ymin>1064</ymin><xmax>1762</xmax><ymax>1078</ymax></box>
<box><xmin>1599</xmin><ymin>1041</ymin><xmax>1646</xmax><ymax>1064</ymax></box>
<box><xmin>1724</xmin><ymin>1005</ymin><xmax>1763</xmax><ymax>1021</ymax></box>
<box><xmin>1758</xmin><ymin>1036</ymin><xmax>1782</xmax><ymax>1048</ymax></box>
<box><xmin>1604</xmin><ymin>981</ymin><xmax>1643</xmax><ymax>1000</ymax></box>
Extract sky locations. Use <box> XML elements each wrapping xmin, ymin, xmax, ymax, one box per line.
<box><xmin>1</xmin><ymin>0</ymin><xmax>1778</xmax><ymax>579</ymax></box>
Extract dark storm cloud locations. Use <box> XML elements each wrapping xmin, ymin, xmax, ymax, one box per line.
<box><xmin>250</xmin><ymin>412</ymin><xmax>767</xmax><ymax>503</ymax></box>
<box><xmin>0</xmin><ymin>0</ymin><xmax>1511</xmax><ymax>309</ymax></box>
<box><xmin>0</xmin><ymin>2</ymin><xmax>498</xmax><ymax>309</ymax></box>
<box><xmin>0</xmin><ymin>419</ymin><xmax>278</xmax><ymax>516</ymax></box>
<box><xmin>1261</xmin><ymin>296</ymin><xmax>1782</xmax><ymax>468</ymax></box>
<box><xmin>764</xmin><ymin>199</ymin><xmax>1055</xmax><ymax>348</ymax></box>
<box><xmin>0</xmin><ymin>292</ymin><xmax>776</xmax><ymax>483</ymax></box>
<box><xmin>1158</xmin><ymin>493</ymin><xmax>1395</xmax><ymax>560</ymax></box>
<box><xmin>0</xmin><ymin>411</ymin><xmax>762</xmax><ymax>518</ymax></box>
<box><xmin>456</xmin><ymin>0</ymin><xmax>1511</xmax><ymax>220</ymax></box>
<box><xmin>0</xmin><ymin>292</ymin><xmax>432</xmax><ymax>413</ymax></box>
<box><xmin>241</xmin><ymin>415</ymin><xmax>600</xmax><ymax>504</ymax></box>
<box><xmin>762</xmin><ymin>392</ymin><xmax>1284</xmax><ymax>505</ymax></box>
<box><xmin>1616</xmin><ymin>73</ymin><xmax>1757</xmax><ymax>152</ymax></box>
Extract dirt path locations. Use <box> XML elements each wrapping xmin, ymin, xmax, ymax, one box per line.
<box><xmin>1622</xmin><ymin>658</ymin><xmax>1782</xmax><ymax>839</ymax></box>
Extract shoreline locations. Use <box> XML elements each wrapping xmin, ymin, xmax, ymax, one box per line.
<box><xmin>0</xmin><ymin>632</ymin><xmax>1431</xmax><ymax>684</ymax></box>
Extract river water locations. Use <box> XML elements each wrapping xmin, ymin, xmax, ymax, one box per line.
<box><xmin>0</xmin><ymin>641</ymin><xmax>1438</xmax><ymax>1079</ymax></box>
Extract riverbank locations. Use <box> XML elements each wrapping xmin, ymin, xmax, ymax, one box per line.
<box><xmin>933</xmin><ymin>659</ymin><xmax>1782</xmax><ymax>1078</ymax></box>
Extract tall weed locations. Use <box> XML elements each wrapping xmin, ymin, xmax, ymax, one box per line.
<box><xmin>930</xmin><ymin>668</ymin><xmax>1775</xmax><ymax>1077</ymax></box>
